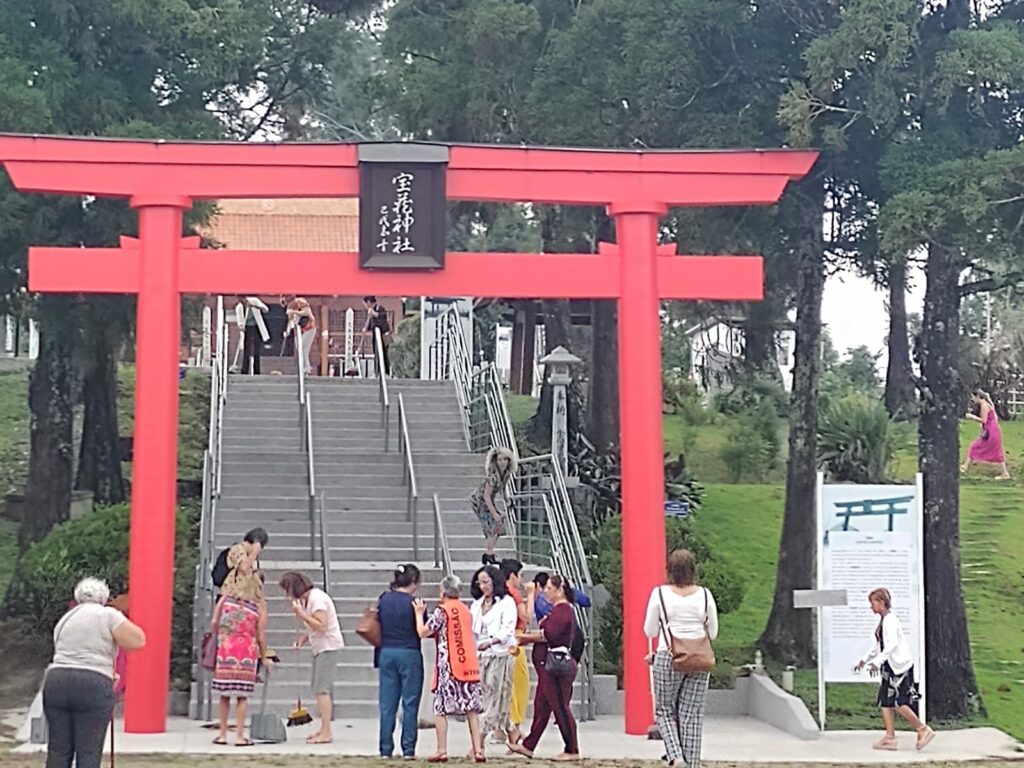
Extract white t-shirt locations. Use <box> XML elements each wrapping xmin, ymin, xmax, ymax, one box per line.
<box><xmin>306</xmin><ymin>588</ymin><xmax>344</xmax><ymax>655</ymax></box>
<box><xmin>644</xmin><ymin>585</ymin><xmax>719</xmax><ymax>642</ymax></box>
<box><xmin>470</xmin><ymin>595</ymin><xmax>518</xmax><ymax>656</ymax></box>
<box><xmin>49</xmin><ymin>603</ymin><xmax>127</xmax><ymax>679</ymax></box>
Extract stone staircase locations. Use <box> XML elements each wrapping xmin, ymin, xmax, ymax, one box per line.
<box><xmin>199</xmin><ymin>374</ymin><xmax>515</xmax><ymax>719</ymax></box>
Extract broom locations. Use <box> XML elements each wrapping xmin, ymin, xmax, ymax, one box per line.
<box><xmin>286</xmin><ymin>621</ymin><xmax>313</xmax><ymax>727</ymax></box>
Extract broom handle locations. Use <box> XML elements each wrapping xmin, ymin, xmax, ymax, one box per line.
<box><xmin>109</xmin><ymin>709</ymin><xmax>115</xmax><ymax>768</ymax></box>
<box><xmin>259</xmin><ymin>663</ymin><xmax>271</xmax><ymax>717</ymax></box>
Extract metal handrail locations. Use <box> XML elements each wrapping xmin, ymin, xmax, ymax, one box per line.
<box><xmin>432</xmin><ymin>493</ymin><xmax>454</xmax><ymax>576</ymax></box>
<box><xmin>305</xmin><ymin>392</ymin><xmax>317</xmax><ymax>561</ymax></box>
<box><xmin>397</xmin><ymin>393</ymin><xmax>420</xmax><ymax>558</ymax></box>
<box><xmin>294</xmin><ymin>323</ymin><xmax>306</xmax><ymax>405</ymax></box>
<box><xmin>374</xmin><ymin>326</ymin><xmax>391</xmax><ymax>451</ymax></box>
<box><xmin>319</xmin><ymin>491</ymin><xmax>331</xmax><ymax>596</ymax></box>
<box><xmin>194</xmin><ymin>296</ymin><xmax>231</xmax><ymax>720</ymax></box>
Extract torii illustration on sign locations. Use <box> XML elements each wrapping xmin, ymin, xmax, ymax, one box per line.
<box><xmin>0</xmin><ymin>134</ymin><xmax>816</xmax><ymax>734</ymax></box>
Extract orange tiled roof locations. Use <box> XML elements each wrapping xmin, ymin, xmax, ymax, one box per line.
<box><xmin>201</xmin><ymin>198</ymin><xmax>359</xmax><ymax>251</ymax></box>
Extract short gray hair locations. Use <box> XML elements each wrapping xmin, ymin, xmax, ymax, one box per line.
<box><xmin>74</xmin><ymin>577</ymin><xmax>110</xmax><ymax>606</ymax></box>
<box><xmin>439</xmin><ymin>575</ymin><xmax>462</xmax><ymax>599</ymax></box>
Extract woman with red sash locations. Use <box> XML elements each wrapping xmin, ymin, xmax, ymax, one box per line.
<box><xmin>414</xmin><ymin>575</ymin><xmax>485</xmax><ymax>763</ymax></box>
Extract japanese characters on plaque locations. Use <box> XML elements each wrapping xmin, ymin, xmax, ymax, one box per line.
<box><xmin>377</xmin><ymin>172</ymin><xmax>416</xmax><ymax>255</ymax></box>
<box><xmin>358</xmin><ymin>147</ymin><xmax>448</xmax><ymax>270</ymax></box>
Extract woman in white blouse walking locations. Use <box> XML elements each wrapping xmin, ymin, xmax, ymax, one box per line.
<box><xmin>470</xmin><ymin>565</ymin><xmax>518</xmax><ymax>748</ymax></box>
<box><xmin>644</xmin><ymin>549</ymin><xmax>718</xmax><ymax>768</ymax></box>
<box><xmin>854</xmin><ymin>588</ymin><xmax>935</xmax><ymax>751</ymax></box>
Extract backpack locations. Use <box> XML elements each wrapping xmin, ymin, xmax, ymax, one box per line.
<box><xmin>570</xmin><ymin>620</ymin><xmax>586</xmax><ymax>663</ymax></box>
<box><xmin>211</xmin><ymin>547</ymin><xmax>232</xmax><ymax>588</ymax></box>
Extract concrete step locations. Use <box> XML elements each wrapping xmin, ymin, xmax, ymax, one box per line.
<box><xmin>213</xmin><ymin>519</ymin><xmax>483</xmax><ymax>536</ymax></box>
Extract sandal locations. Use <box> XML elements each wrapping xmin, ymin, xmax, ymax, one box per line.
<box><xmin>235</xmin><ymin>739</ymin><xmax>256</xmax><ymax>747</ymax></box>
<box><xmin>508</xmin><ymin>742</ymin><xmax>534</xmax><ymax>758</ymax></box>
<box><xmin>212</xmin><ymin>737</ymin><xmax>228</xmax><ymax>745</ymax></box>
<box><xmin>427</xmin><ymin>754</ymin><xmax>449</xmax><ymax>763</ymax></box>
<box><xmin>474</xmin><ymin>753</ymin><xmax>487</xmax><ymax>764</ymax></box>
<box><xmin>873</xmin><ymin>736</ymin><xmax>897</xmax><ymax>751</ymax></box>
<box><xmin>916</xmin><ymin>726</ymin><xmax>936</xmax><ymax>751</ymax></box>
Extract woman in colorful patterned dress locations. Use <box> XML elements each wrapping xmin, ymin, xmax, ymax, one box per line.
<box><xmin>962</xmin><ymin>389</ymin><xmax>1010</xmax><ymax>479</ymax></box>
<box><xmin>210</xmin><ymin>541</ymin><xmax>267</xmax><ymax>746</ymax></box>
<box><xmin>414</xmin><ymin>575</ymin><xmax>485</xmax><ymax>763</ymax></box>
<box><xmin>471</xmin><ymin>447</ymin><xmax>516</xmax><ymax>565</ymax></box>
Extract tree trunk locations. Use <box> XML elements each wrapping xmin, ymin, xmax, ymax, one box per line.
<box><xmin>75</xmin><ymin>334</ymin><xmax>126</xmax><ymax>504</ymax></box>
<box><xmin>918</xmin><ymin>243</ymin><xmax>981</xmax><ymax>719</ymax></box>
<box><xmin>528</xmin><ymin>298</ymin><xmax>579</xmax><ymax>446</ymax></box>
<box><xmin>759</xmin><ymin>173</ymin><xmax>824</xmax><ymax>665</ymax></box>
<box><xmin>587</xmin><ymin>299</ymin><xmax>619</xmax><ymax>450</ymax></box>
<box><xmin>19</xmin><ymin>331</ymin><xmax>75</xmax><ymax>550</ymax></box>
<box><xmin>884</xmin><ymin>259</ymin><xmax>917</xmax><ymax>419</ymax></box>
<box><xmin>743</xmin><ymin>297</ymin><xmax>782</xmax><ymax>381</ymax></box>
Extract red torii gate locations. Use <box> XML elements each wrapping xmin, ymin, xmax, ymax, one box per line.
<box><xmin>0</xmin><ymin>134</ymin><xmax>815</xmax><ymax>735</ymax></box>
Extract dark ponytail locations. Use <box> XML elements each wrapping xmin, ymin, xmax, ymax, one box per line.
<box><xmin>390</xmin><ymin>563</ymin><xmax>421</xmax><ymax>590</ymax></box>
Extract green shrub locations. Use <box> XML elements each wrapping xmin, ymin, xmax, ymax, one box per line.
<box><xmin>712</xmin><ymin>374</ymin><xmax>787</xmax><ymax>418</ymax></box>
<box><xmin>719</xmin><ymin>422</ymin><xmax>773</xmax><ymax>482</ymax></box>
<box><xmin>588</xmin><ymin>514</ymin><xmax>745</xmax><ymax>682</ymax></box>
<box><xmin>5</xmin><ymin>502</ymin><xmax>199</xmax><ymax>691</ymax></box>
<box><xmin>818</xmin><ymin>394</ymin><xmax>906</xmax><ymax>483</ymax></box>
<box><xmin>663</xmin><ymin>373</ymin><xmax>713</xmax><ymax>425</ymax></box>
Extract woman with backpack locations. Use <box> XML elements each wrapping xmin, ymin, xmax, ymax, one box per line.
<box><xmin>508</xmin><ymin>574</ymin><xmax>579</xmax><ymax>761</ymax></box>
<box><xmin>643</xmin><ymin>549</ymin><xmax>719</xmax><ymax>768</ymax></box>
<box><xmin>209</xmin><ymin>528</ymin><xmax>269</xmax><ymax>746</ymax></box>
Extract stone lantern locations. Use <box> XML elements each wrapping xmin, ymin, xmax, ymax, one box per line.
<box><xmin>540</xmin><ymin>345</ymin><xmax>582</xmax><ymax>479</ymax></box>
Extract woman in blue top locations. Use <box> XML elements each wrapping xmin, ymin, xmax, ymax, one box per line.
<box><xmin>377</xmin><ymin>563</ymin><xmax>425</xmax><ymax>759</ymax></box>
<box><xmin>531</xmin><ymin>572</ymin><xmax>591</xmax><ymax>620</ymax></box>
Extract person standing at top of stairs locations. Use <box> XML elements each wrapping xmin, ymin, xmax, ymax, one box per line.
<box><xmin>362</xmin><ymin>295</ymin><xmax>392</xmax><ymax>376</ymax></box>
<box><xmin>235</xmin><ymin>296</ymin><xmax>269</xmax><ymax>375</ymax></box>
<box><xmin>471</xmin><ymin>448</ymin><xmax>517</xmax><ymax>566</ymax></box>
<box><xmin>282</xmin><ymin>295</ymin><xmax>316</xmax><ymax>375</ymax></box>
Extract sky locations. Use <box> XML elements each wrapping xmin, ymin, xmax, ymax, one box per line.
<box><xmin>821</xmin><ymin>266</ymin><xmax>925</xmax><ymax>371</ymax></box>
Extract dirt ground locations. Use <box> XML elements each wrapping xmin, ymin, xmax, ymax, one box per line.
<box><xmin>0</xmin><ymin>759</ymin><xmax>1023</xmax><ymax>768</ymax></box>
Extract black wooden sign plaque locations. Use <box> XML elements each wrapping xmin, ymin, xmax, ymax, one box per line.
<box><xmin>358</xmin><ymin>143</ymin><xmax>449</xmax><ymax>270</ymax></box>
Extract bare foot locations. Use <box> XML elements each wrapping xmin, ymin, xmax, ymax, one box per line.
<box><xmin>306</xmin><ymin>733</ymin><xmax>333</xmax><ymax>744</ymax></box>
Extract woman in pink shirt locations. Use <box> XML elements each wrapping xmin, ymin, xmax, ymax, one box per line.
<box><xmin>279</xmin><ymin>571</ymin><xmax>344</xmax><ymax>744</ymax></box>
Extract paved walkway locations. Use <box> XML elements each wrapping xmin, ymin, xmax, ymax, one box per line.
<box><xmin>11</xmin><ymin>716</ymin><xmax>1022</xmax><ymax>763</ymax></box>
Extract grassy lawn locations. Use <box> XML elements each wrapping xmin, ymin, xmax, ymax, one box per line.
<box><xmin>682</xmin><ymin>417</ymin><xmax>1024</xmax><ymax>739</ymax></box>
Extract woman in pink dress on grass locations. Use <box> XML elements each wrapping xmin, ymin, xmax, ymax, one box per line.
<box><xmin>962</xmin><ymin>389</ymin><xmax>1010</xmax><ymax>479</ymax></box>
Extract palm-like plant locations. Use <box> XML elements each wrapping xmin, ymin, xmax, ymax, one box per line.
<box><xmin>818</xmin><ymin>394</ymin><xmax>905</xmax><ymax>484</ymax></box>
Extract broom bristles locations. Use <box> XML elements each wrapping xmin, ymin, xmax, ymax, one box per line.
<box><xmin>287</xmin><ymin>702</ymin><xmax>313</xmax><ymax>727</ymax></box>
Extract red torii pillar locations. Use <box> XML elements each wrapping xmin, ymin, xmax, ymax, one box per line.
<box><xmin>0</xmin><ymin>134</ymin><xmax>815</xmax><ymax>734</ymax></box>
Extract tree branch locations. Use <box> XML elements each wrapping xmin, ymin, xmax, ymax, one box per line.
<box><xmin>959</xmin><ymin>270</ymin><xmax>1024</xmax><ymax>297</ymax></box>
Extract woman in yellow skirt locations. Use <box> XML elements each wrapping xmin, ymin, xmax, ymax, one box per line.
<box><xmin>501</xmin><ymin>559</ymin><xmax>531</xmax><ymax>745</ymax></box>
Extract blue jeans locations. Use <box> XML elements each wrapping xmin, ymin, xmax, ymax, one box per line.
<box><xmin>378</xmin><ymin>647</ymin><xmax>424</xmax><ymax>757</ymax></box>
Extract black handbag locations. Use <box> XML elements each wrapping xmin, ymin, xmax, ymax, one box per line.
<box><xmin>545</xmin><ymin>621</ymin><xmax>576</xmax><ymax>677</ymax></box>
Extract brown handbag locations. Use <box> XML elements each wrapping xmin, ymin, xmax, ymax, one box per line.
<box><xmin>356</xmin><ymin>598</ymin><xmax>382</xmax><ymax>648</ymax></box>
<box><xmin>657</xmin><ymin>586</ymin><xmax>716</xmax><ymax>674</ymax></box>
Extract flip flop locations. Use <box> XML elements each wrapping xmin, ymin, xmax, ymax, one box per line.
<box><xmin>235</xmin><ymin>739</ymin><xmax>256</xmax><ymax>747</ymax></box>
<box><xmin>212</xmin><ymin>737</ymin><xmax>228</xmax><ymax>745</ymax></box>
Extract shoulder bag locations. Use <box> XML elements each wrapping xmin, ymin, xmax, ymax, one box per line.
<box><xmin>356</xmin><ymin>594</ymin><xmax>383</xmax><ymax>648</ymax></box>
<box><xmin>658</xmin><ymin>586</ymin><xmax>716</xmax><ymax>674</ymax></box>
<box><xmin>545</xmin><ymin>622</ymin><xmax>576</xmax><ymax>677</ymax></box>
